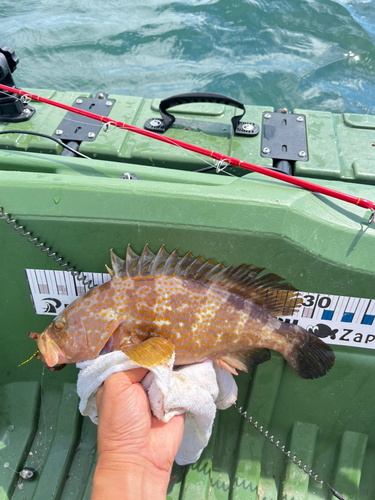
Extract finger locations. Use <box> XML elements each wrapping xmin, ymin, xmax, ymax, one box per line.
<box><xmin>102</xmin><ymin>368</ymin><xmax>149</xmax><ymax>386</ymax></box>
<box><xmin>151</xmin><ymin>411</ymin><xmax>185</xmax><ymax>431</ymax></box>
<box><xmin>169</xmin><ymin>413</ymin><xmax>186</xmax><ymax>432</ymax></box>
<box><xmin>125</xmin><ymin>367</ymin><xmax>149</xmax><ymax>383</ymax></box>
<box><xmin>169</xmin><ymin>413</ymin><xmax>186</xmax><ymax>444</ymax></box>
<box><xmin>151</xmin><ymin>413</ymin><xmax>186</xmax><ymax>451</ymax></box>
<box><xmin>96</xmin><ymin>368</ymin><xmax>149</xmax><ymax>409</ymax></box>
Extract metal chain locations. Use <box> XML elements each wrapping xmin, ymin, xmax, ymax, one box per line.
<box><xmin>0</xmin><ymin>205</ymin><xmax>94</xmax><ymax>288</ymax></box>
<box><xmin>234</xmin><ymin>403</ymin><xmax>348</xmax><ymax>500</ymax></box>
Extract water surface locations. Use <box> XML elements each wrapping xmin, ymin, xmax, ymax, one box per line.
<box><xmin>2</xmin><ymin>0</ymin><xmax>375</xmax><ymax>113</ymax></box>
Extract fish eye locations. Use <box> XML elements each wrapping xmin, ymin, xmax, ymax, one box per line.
<box><xmin>53</xmin><ymin>317</ymin><xmax>65</xmax><ymax>332</ymax></box>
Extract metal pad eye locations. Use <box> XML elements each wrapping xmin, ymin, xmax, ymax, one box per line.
<box><xmin>19</xmin><ymin>467</ymin><xmax>37</xmax><ymax>481</ymax></box>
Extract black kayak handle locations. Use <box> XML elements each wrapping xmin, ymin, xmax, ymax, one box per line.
<box><xmin>144</xmin><ymin>92</ymin><xmax>259</xmax><ymax>136</ymax></box>
<box><xmin>158</xmin><ymin>92</ymin><xmax>246</xmax><ymax>132</ymax></box>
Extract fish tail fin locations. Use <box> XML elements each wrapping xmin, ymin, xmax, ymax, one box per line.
<box><xmin>282</xmin><ymin>324</ymin><xmax>335</xmax><ymax>379</ymax></box>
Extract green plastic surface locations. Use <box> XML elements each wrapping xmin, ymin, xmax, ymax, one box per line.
<box><xmin>1</xmin><ymin>91</ymin><xmax>375</xmax><ymax>182</ymax></box>
<box><xmin>1</xmin><ymin>91</ymin><xmax>375</xmax><ymax>499</ymax></box>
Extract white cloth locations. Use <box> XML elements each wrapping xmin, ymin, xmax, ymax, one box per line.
<box><xmin>76</xmin><ymin>351</ymin><xmax>238</xmax><ymax>465</ymax></box>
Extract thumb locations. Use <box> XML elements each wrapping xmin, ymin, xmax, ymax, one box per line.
<box><xmin>96</xmin><ymin>368</ymin><xmax>149</xmax><ymax>408</ymax></box>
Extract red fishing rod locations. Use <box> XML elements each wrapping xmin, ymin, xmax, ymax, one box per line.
<box><xmin>1</xmin><ymin>83</ymin><xmax>375</xmax><ymax>219</ymax></box>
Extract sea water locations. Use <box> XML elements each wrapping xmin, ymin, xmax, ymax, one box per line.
<box><xmin>2</xmin><ymin>0</ymin><xmax>375</xmax><ymax>114</ymax></box>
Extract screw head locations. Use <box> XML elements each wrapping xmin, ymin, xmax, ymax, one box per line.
<box><xmin>98</xmin><ymin>93</ymin><xmax>105</xmax><ymax>99</ymax></box>
<box><xmin>55</xmin><ymin>129</ymin><xmax>63</xmax><ymax>136</ymax></box>
<box><xmin>76</xmin><ymin>99</ymin><xmax>83</xmax><ymax>104</ymax></box>
<box><xmin>262</xmin><ymin>147</ymin><xmax>270</xmax><ymax>154</ymax></box>
<box><xmin>150</xmin><ymin>119</ymin><xmax>163</xmax><ymax>127</ymax></box>
<box><xmin>23</xmin><ymin>108</ymin><xmax>31</xmax><ymax>115</ymax></box>
<box><xmin>296</xmin><ymin>116</ymin><xmax>304</xmax><ymax>122</ymax></box>
<box><xmin>298</xmin><ymin>150</ymin><xmax>307</xmax><ymax>157</ymax></box>
<box><xmin>242</xmin><ymin>123</ymin><xmax>254</xmax><ymax>132</ymax></box>
<box><xmin>88</xmin><ymin>132</ymin><xmax>96</xmax><ymax>139</ymax></box>
<box><xmin>264</xmin><ymin>113</ymin><xmax>271</xmax><ymax>119</ymax></box>
<box><xmin>106</xmin><ymin>101</ymin><xmax>113</xmax><ymax>107</ymax></box>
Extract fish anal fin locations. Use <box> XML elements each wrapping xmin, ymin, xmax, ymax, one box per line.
<box><xmin>220</xmin><ymin>348</ymin><xmax>271</xmax><ymax>373</ymax></box>
<box><xmin>122</xmin><ymin>337</ymin><xmax>175</xmax><ymax>368</ymax></box>
<box><xmin>213</xmin><ymin>358</ymin><xmax>238</xmax><ymax>375</ymax></box>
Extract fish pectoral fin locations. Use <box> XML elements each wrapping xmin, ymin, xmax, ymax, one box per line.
<box><xmin>220</xmin><ymin>348</ymin><xmax>271</xmax><ymax>373</ymax></box>
<box><xmin>121</xmin><ymin>337</ymin><xmax>175</xmax><ymax>368</ymax></box>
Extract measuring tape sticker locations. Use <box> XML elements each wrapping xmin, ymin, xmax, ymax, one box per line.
<box><xmin>26</xmin><ymin>269</ymin><xmax>375</xmax><ymax>350</ymax></box>
<box><xmin>25</xmin><ymin>269</ymin><xmax>110</xmax><ymax>315</ymax></box>
<box><xmin>279</xmin><ymin>291</ymin><xmax>375</xmax><ymax>350</ymax></box>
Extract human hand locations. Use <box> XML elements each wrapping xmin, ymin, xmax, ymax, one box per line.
<box><xmin>91</xmin><ymin>369</ymin><xmax>185</xmax><ymax>500</ymax></box>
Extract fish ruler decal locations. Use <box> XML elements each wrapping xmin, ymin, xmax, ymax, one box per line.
<box><xmin>26</xmin><ymin>268</ymin><xmax>375</xmax><ymax>350</ymax></box>
<box><xmin>25</xmin><ymin>269</ymin><xmax>110</xmax><ymax>315</ymax></box>
<box><xmin>279</xmin><ymin>292</ymin><xmax>375</xmax><ymax>350</ymax></box>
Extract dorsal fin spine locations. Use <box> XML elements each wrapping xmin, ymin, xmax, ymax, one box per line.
<box><xmin>183</xmin><ymin>255</ymin><xmax>205</xmax><ymax>277</ymax></box>
<box><xmin>212</xmin><ymin>267</ymin><xmax>236</xmax><ymax>287</ymax></box>
<box><xmin>111</xmin><ymin>244</ymin><xmax>301</xmax><ymax>317</ymax></box>
<box><xmin>110</xmin><ymin>249</ymin><xmax>125</xmax><ymax>277</ymax></box>
<box><xmin>202</xmin><ymin>262</ymin><xmax>225</xmax><ymax>282</ymax></box>
<box><xmin>138</xmin><ymin>244</ymin><xmax>156</xmax><ymax>276</ymax></box>
<box><xmin>126</xmin><ymin>245</ymin><xmax>140</xmax><ymax>278</ymax></box>
<box><xmin>173</xmin><ymin>251</ymin><xmax>195</xmax><ymax>276</ymax></box>
<box><xmin>164</xmin><ymin>248</ymin><xmax>181</xmax><ymax>276</ymax></box>
<box><xmin>105</xmin><ymin>264</ymin><xmax>115</xmax><ymax>278</ymax></box>
<box><xmin>193</xmin><ymin>258</ymin><xmax>217</xmax><ymax>280</ymax></box>
<box><xmin>149</xmin><ymin>245</ymin><xmax>169</xmax><ymax>275</ymax></box>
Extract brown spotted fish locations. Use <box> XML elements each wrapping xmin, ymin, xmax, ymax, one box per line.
<box><xmin>32</xmin><ymin>245</ymin><xmax>335</xmax><ymax>379</ymax></box>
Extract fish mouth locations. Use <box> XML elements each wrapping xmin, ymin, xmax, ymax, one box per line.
<box><xmin>37</xmin><ymin>333</ymin><xmax>68</xmax><ymax>368</ymax></box>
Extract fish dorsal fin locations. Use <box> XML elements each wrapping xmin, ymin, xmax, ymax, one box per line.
<box><xmin>109</xmin><ymin>245</ymin><xmax>301</xmax><ymax>316</ymax></box>
<box><xmin>148</xmin><ymin>245</ymin><xmax>170</xmax><ymax>275</ymax></box>
<box><xmin>126</xmin><ymin>245</ymin><xmax>142</xmax><ymax>277</ymax></box>
<box><xmin>110</xmin><ymin>249</ymin><xmax>125</xmax><ymax>277</ymax></box>
<box><xmin>137</xmin><ymin>244</ymin><xmax>156</xmax><ymax>277</ymax></box>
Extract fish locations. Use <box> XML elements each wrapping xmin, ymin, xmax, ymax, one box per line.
<box><xmin>31</xmin><ymin>245</ymin><xmax>335</xmax><ymax>379</ymax></box>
